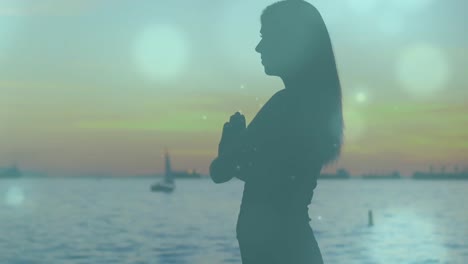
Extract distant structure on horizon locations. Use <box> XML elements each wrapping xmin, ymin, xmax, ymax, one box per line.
<box><xmin>0</xmin><ymin>164</ymin><xmax>22</xmax><ymax>179</ymax></box>
<box><xmin>317</xmin><ymin>164</ymin><xmax>468</xmax><ymax>180</ymax></box>
<box><xmin>319</xmin><ymin>168</ymin><xmax>350</xmax><ymax>179</ymax></box>
<box><xmin>412</xmin><ymin>165</ymin><xmax>468</xmax><ymax>180</ymax></box>
<box><xmin>165</xmin><ymin>150</ymin><xmax>202</xmax><ymax>179</ymax></box>
<box><xmin>362</xmin><ymin>171</ymin><xmax>401</xmax><ymax>179</ymax></box>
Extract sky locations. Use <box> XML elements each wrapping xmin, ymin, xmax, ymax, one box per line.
<box><xmin>0</xmin><ymin>0</ymin><xmax>467</xmax><ymax>177</ymax></box>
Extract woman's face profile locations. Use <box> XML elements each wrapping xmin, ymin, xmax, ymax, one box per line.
<box><xmin>255</xmin><ymin>20</ymin><xmax>311</xmax><ymax>78</ymax></box>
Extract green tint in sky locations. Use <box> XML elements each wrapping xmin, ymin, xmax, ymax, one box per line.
<box><xmin>0</xmin><ymin>0</ymin><xmax>467</xmax><ymax>176</ymax></box>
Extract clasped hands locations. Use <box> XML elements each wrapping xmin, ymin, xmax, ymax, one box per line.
<box><xmin>218</xmin><ymin>111</ymin><xmax>246</xmax><ymax>157</ymax></box>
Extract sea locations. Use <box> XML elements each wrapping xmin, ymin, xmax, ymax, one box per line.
<box><xmin>0</xmin><ymin>178</ymin><xmax>467</xmax><ymax>264</ymax></box>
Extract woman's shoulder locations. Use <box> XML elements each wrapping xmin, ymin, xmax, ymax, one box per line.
<box><xmin>272</xmin><ymin>89</ymin><xmax>299</xmax><ymax>115</ymax></box>
<box><xmin>273</xmin><ymin>88</ymin><xmax>303</xmax><ymax>106</ymax></box>
<box><xmin>272</xmin><ymin>88</ymin><xmax>287</xmax><ymax>99</ymax></box>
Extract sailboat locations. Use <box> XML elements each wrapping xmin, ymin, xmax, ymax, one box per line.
<box><xmin>151</xmin><ymin>148</ymin><xmax>175</xmax><ymax>193</ymax></box>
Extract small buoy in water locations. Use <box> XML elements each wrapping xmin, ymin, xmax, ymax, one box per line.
<box><xmin>368</xmin><ymin>210</ymin><xmax>374</xmax><ymax>227</ymax></box>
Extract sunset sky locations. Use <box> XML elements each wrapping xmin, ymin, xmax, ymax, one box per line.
<box><xmin>0</xmin><ymin>0</ymin><xmax>466</xmax><ymax>177</ymax></box>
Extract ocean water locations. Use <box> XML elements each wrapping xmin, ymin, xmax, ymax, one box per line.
<box><xmin>0</xmin><ymin>178</ymin><xmax>467</xmax><ymax>264</ymax></box>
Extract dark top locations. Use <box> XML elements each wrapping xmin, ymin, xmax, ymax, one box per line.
<box><xmin>224</xmin><ymin>88</ymin><xmax>323</xmax><ymax>241</ymax></box>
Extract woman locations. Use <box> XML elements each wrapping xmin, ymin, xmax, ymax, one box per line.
<box><xmin>210</xmin><ymin>1</ymin><xmax>344</xmax><ymax>263</ymax></box>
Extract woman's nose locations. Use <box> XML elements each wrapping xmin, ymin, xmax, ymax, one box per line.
<box><xmin>255</xmin><ymin>39</ymin><xmax>263</xmax><ymax>53</ymax></box>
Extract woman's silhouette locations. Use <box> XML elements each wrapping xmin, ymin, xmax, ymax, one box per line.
<box><xmin>210</xmin><ymin>0</ymin><xmax>344</xmax><ymax>263</ymax></box>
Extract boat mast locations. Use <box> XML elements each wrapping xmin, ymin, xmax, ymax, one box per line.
<box><xmin>164</xmin><ymin>147</ymin><xmax>174</xmax><ymax>184</ymax></box>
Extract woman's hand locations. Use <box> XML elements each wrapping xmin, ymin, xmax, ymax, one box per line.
<box><xmin>210</xmin><ymin>112</ymin><xmax>249</xmax><ymax>184</ymax></box>
<box><xmin>219</xmin><ymin>112</ymin><xmax>246</xmax><ymax>156</ymax></box>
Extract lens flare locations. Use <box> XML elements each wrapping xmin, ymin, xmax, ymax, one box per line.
<box><xmin>133</xmin><ymin>24</ymin><xmax>189</xmax><ymax>82</ymax></box>
<box><xmin>347</xmin><ymin>0</ymin><xmax>379</xmax><ymax>14</ymax></box>
<box><xmin>396</xmin><ymin>44</ymin><xmax>450</xmax><ymax>98</ymax></box>
<box><xmin>392</xmin><ymin>0</ymin><xmax>435</xmax><ymax>12</ymax></box>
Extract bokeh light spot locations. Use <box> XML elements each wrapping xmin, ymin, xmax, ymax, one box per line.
<box><xmin>133</xmin><ymin>24</ymin><xmax>189</xmax><ymax>82</ymax></box>
<box><xmin>396</xmin><ymin>44</ymin><xmax>450</xmax><ymax>98</ymax></box>
<box><xmin>5</xmin><ymin>186</ymin><xmax>24</xmax><ymax>207</ymax></box>
<box><xmin>355</xmin><ymin>92</ymin><xmax>368</xmax><ymax>104</ymax></box>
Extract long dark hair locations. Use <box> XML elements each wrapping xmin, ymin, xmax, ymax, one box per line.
<box><xmin>262</xmin><ymin>0</ymin><xmax>344</xmax><ymax>167</ymax></box>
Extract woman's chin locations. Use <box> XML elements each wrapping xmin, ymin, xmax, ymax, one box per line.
<box><xmin>263</xmin><ymin>66</ymin><xmax>278</xmax><ymax>76</ymax></box>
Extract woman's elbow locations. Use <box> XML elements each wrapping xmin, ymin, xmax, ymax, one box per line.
<box><xmin>210</xmin><ymin>173</ymin><xmax>231</xmax><ymax>184</ymax></box>
<box><xmin>209</xmin><ymin>169</ymin><xmax>233</xmax><ymax>184</ymax></box>
<box><xmin>209</xmin><ymin>158</ymin><xmax>233</xmax><ymax>184</ymax></box>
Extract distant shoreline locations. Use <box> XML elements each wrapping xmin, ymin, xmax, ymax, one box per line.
<box><xmin>2</xmin><ymin>176</ymin><xmax>468</xmax><ymax>180</ymax></box>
